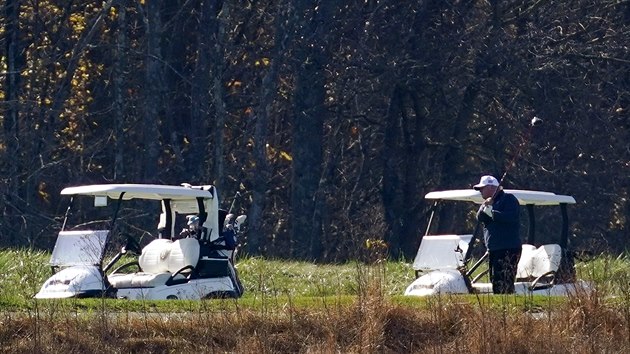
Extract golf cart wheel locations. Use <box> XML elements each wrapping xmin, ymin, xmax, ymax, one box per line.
<box><xmin>166</xmin><ymin>295</ymin><xmax>179</xmax><ymax>300</ymax></box>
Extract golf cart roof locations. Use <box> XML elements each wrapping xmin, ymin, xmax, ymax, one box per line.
<box><xmin>60</xmin><ymin>184</ymin><xmax>215</xmax><ymax>201</ymax></box>
<box><xmin>424</xmin><ymin>189</ymin><xmax>575</xmax><ymax>206</ymax></box>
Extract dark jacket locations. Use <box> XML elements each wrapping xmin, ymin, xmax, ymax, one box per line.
<box><xmin>476</xmin><ymin>190</ymin><xmax>521</xmax><ymax>251</ymax></box>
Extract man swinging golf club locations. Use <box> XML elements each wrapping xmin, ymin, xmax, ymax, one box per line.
<box><xmin>474</xmin><ymin>175</ymin><xmax>522</xmax><ymax>294</ymax></box>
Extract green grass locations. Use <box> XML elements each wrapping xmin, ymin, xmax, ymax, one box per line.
<box><xmin>237</xmin><ymin>257</ymin><xmax>415</xmax><ymax>298</ymax></box>
<box><xmin>574</xmin><ymin>252</ymin><xmax>630</xmax><ymax>295</ymax></box>
<box><xmin>0</xmin><ymin>248</ymin><xmax>50</xmax><ymax>307</ymax></box>
<box><xmin>0</xmin><ymin>248</ymin><xmax>416</xmax><ymax>311</ymax></box>
<box><xmin>1</xmin><ymin>248</ymin><xmax>629</xmax><ymax>312</ymax></box>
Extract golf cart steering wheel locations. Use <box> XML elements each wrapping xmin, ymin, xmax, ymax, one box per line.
<box><xmin>103</xmin><ymin>233</ymin><xmax>142</xmax><ymax>274</ymax></box>
<box><xmin>122</xmin><ymin>234</ymin><xmax>142</xmax><ymax>255</ymax></box>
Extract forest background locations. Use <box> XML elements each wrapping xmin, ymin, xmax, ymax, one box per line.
<box><xmin>0</xmin><ymin>0</ymin><xmax>628</xmax><ymax>261</ymax></box>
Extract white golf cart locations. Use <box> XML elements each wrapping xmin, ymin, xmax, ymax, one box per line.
<box><xmin>404</xmin><ymin>189</ymin><xmax>592</xmax><ymax>296</ymax></box>
<box><xmin>35</xmin><ymin>184</ymin><xmax>246</xmax><ymax>300</ymax></box>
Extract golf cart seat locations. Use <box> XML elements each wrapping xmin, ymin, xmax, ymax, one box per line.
<box><xmin>515</xmin><ymin>244</ymin><xmax>538</xmax><ymax>277</ymax></box>
<box><xmin>108</xmin><ymin>238</ymin><xmax>200</xmax><ymax>288</ymax></box>
<box><xmin>471</xmin><ymin>244</ymin><xmax>560</xmax><ymax>285</ymax></box>
<box><xmin>516</xmin><ymin>243</ymin><xmax>562</xmax><ymax>290</ymax></box>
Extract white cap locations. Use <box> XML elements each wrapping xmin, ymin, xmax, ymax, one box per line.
<box><xmin>473</xmin><ymin>175</ymin><xmax>499</xmax><ymax>190</ymax></box>
<box><xmin>186</xmin><ymin>215</ymin><xmax>200</xmax><ymax>225</ymax></box>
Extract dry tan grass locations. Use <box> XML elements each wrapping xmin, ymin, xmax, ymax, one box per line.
<box><xmin>1</xmin><ymin>289</ymin><xmax>629</xmax><ymax>354</ymax></box>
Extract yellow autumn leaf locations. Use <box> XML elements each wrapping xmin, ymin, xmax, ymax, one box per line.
<box><xmin>280</xmin><ymin>151</ymin><xmax>292</xmax><ymax>161</ymax></box>
<box><xmin>38</xmin><ymin>182</ymin><xmax>50</xmax><ymax>203</ymax></box>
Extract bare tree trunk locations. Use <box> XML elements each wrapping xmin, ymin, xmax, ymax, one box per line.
<box><xmin>143</xmin><ymin>0</ymin><xmax>162</xmax><ymax>182</ymax></box>
<box><xmin>2</xmin><ymin>0</ymin><xmax>21</xmax><ymax>245</ymax></box>
<box><xmin>248</xmin><ymin>5</ymin><xmax>290</xmax><ymax>255</ymax></box>
<box><xmin>189</xmin><ymin>0</ymin><xmax>223</xmax><ymax>183</ymax></box>
<box><xmin>113</xmin><ymin>1</ymin><xmax>127</xmax><ymax>180</ymax></box>
<box><xmin>381</xmin><ymin>85</ymin><xmax>430</xmax><ymax>259</ymax></box>
<box><xmin>209</xmin><ymin>2</ymin><xmax>227</xmax><ymax>190</ymax></box>
<box><xmin>381</xmin><ymin>85</ymin><xmax>405</xmax><ymax>259</ymax></box>
<box><xmin>189</xmin><ymin>3</ymin><xmax>211</xmax><ymax>182</ymax></box>
<box><xmin>159</xmin><ymin>2</ymin><xmax>192</xmax><ymax>182</ymax></box>
<box><xmin>290</xmin><ymin>1</ymin><xmax>334</xmax><ymax>260</ymax></box>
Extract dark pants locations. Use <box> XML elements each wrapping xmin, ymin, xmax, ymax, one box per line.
<box><xmin>489</xmin><ymin>247</ymin><xmax>522</xmax><ymax>294</ymax></box>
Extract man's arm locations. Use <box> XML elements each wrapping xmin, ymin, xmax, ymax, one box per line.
<box><xmin>477</xmin><ymin>205</ymin><xmax>493</xmax><ymax>223</ymax></box>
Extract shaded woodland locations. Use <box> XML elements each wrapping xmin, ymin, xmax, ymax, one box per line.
<box><xmin>0</xmin><ymin>0</ymin><xmax>628</xmax><ymax>261</ymax></box>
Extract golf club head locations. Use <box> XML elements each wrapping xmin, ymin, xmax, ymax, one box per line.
<box><xmin>531</xmin><ymin>116</ymin><xmax>543</xmax><ymax>127</ymax></box>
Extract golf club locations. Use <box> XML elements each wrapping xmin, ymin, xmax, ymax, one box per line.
<box><xmin>227</xmin><ymin>191</ymin><xmax>242</xmax><ymax>214</ymax></box>
<box><xmin>491</xmin><ymin>116</ymin><xmax>543</xmax><ymax>200</ymax></box>
<box><xmin>463</xmin><ymin>116</ymin><xmax>543</xmax><ymax>267</ymax></box>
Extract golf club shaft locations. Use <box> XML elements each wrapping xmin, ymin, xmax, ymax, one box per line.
<box><xmin>228</xmin><ymin>191</ymin><xmax>241</xmax><ymax>214</ymax></box>
<box><xmin>490</xmin><ymin>117</ymin><xmax>541</xmax><ymax>201</ymax></box>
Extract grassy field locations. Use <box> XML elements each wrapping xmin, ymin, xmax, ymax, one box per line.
<box><xmin>1</xmin><ymin>248</ymin><xmax>630</xmax><ymax>353</ymax></box>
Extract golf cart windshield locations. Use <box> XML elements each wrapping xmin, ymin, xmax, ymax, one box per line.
<box><xmin>50</xmin><ymin>230</ymin><xmax>109</xmax><ymax>267</ymax></box>
<box><xmin>412</xmin><ymin>234</ymin><xmax>473</xmax><ymax>271</ymax></box>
